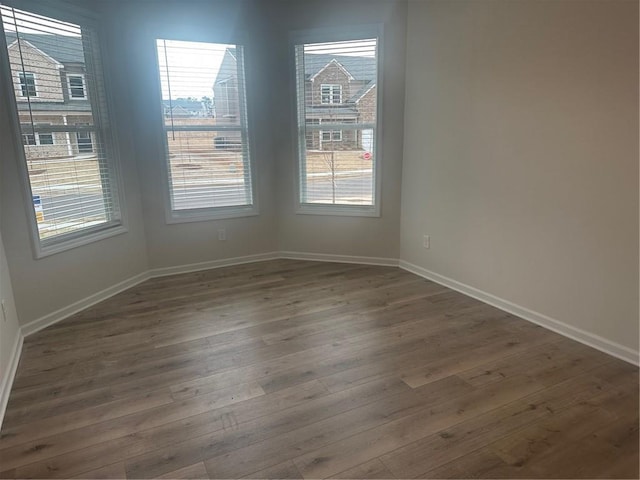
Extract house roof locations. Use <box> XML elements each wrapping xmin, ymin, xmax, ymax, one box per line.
<box><xmin>214</xmin><ymin>48</ymin><xmax>237</xmax><ymax>85</ymax></box>
<box><xmin>162</xmin><ymin>98</ymin><xmax>204</xmax><ymax>110</ymax></box>
<box><xmin>6</xmin><ymin>32</ymin><xmax>84</xmax><ymax>64</ymax></box>
<box><xmin>304</xmin><ymin>53</ymin><xmax>376</xmax><ymax>83</ymax></box>
<box><xmin>305</xmin><ymin>105</ymin><xmax>359</xmax><ymax>119</ymax></box>
<box><xmin>351</xmin><ymin>83</ymin><xmax>376</xmax><ymax>103</ymax></box>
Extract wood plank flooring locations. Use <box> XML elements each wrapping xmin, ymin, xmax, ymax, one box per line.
<box><xmin>0</xmin><ymin>259</ymin><xmax>637</xmax><ymax>479</ymax></box>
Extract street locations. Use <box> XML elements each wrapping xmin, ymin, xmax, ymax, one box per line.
<box><xmin>34</xmin><ymin>172</ymin><xmax>374</xmax><ymax>224</ymax></box>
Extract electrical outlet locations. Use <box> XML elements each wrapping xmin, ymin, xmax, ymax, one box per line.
<box><xmin>1</xmin><ymin>300</ymin><xmax>6</xmax><ymax>322</ymax></box>
<box><xmin>423</xmin><ymin>235</ymin><xmax>430</xmax><ymax>249</ymax></box>
<box><xmin>218</xmin><ymin>228</ymin><xmax>227</xmax><ymax>241</ymax></box>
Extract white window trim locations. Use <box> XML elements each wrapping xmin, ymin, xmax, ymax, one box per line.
<box><xmin>291</xmin><ymin>24</ymin><xmax>383</xmax><ymax>218</ymax></box>
<box><xmin>36</xmin><ymin>132</ymin><xmax>54</xmax><ymax>145</ymax></box>
<box><xmin>320</xmin><ymin>129</ymin><xmax>342</xmax><ymax>142</ymax></box>
<box><xmin>18</xmin><ymin>71</ymin><xmax>37</xmax><ymax>97</ymax></box>
<box><xmin>155</xmin><ymin>39</ymin><xmax>258</xmax><ymax>224</ymax></box>
<box><xmin>0</xmin><ymin>2</ymin><xmax>128</xmax><ymax>259</ymax></box>
<box><xmin>320</xmin><ymin>83</ymin><xmax>342</xmax><ymax>104</ymax></box>
<box><xmin>67</xmin><ymin>73</ymin><xmax>87</xmax><ymax>100</ymax></box>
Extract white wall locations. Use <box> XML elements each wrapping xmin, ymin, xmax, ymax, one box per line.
<box><xmin>109</xmin><ymin>0</ymin><xmax>280</xmax><ymax>270</ymax></box>
<box><xmin>1</xmin><ymin>0</ymin><xmax>637</xmax><ymax>366</ymax></box>
<box><xmin>0</xmin><ymin>224</ymin><xmax>21</xmax><ymax>418</ymax></box>
<box><xmin>0</xmin><ymin>1</ymin><xmax>150</xmax><ymax>327</ymax></box>
<box><xmin>272</xmin><ymin>0</ymin><xmax>407</xmax><ymax>259</ymax></box>
<box><xmin>400</xmin><ymin>0</ymin><xmax>639</xmax><ymax>353</ymax></box>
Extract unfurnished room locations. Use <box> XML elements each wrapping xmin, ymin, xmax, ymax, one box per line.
<box><xmin>0</xmin><ymin>0</ymin><xmax>638</xmax><ymax>478</ymax></box>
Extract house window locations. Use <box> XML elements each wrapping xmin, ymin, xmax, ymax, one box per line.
<box><xmin>1</xmin><ymin>5</ymin><xmax>124</xmax><ymax>256</ymax></box>
<box><xmin>294</xmin><ymin>29</ymin><xmax>380</xmax><ymax>214</ymax></box>
<box><xmin>321</xmin><ymin>130</ymin><xmax>342</xmax><ymax>142</ymax></box>
<box><xmin>38</xmin><ymin>132</ymin><xmax>54</xmax><ymax>145</ymax></box>
<box><xmin>23</xmin><ymin>131</ymin><xmax>54</xmax><ymax>145</ymax></box>
<box><xmin>68</xmin><ymin>74</ymin><xmax>86</xmax><ymax>99</ymax></box>
<box><xmin>76</xmin><ymin>130</ymin><xmax>93</xmax><ymax>152</ymax></box>
<box><xmin>321</xmin><ymin>84</ymin><xmax>342</xmax><ymax>104</ymax></box>
<box><xmin>22</xmin><ymin>133</ymin><xmax>36</xmax><ymax>145</ymax></box>
<box><xmin>156</xmin><ymin>39</ymin><xmax>255</xmax><ymax>221</ymax></box>
<box><xmin>18</xmin><ymin>71</ymin><xmax>36</xmax><ymax>96</ymax></box>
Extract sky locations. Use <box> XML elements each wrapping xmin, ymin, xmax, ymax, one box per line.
<box><xmin>157</xmin><ymin>38</ymin><xmax>376</xmax><ymax>100</ymax></box>
<box><xmin>2</xmin><ymin>5</ymin><xmax>376</xmax><ymax>102</ymax></box>
<box><xmin>157</xmin><ymin>39</ymin><xmax>229</xmax><ymax>100</ymax></box>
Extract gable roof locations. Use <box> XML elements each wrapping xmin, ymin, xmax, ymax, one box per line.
<box><xmin>163</xmin><ymin>98</ymin><xmax>204</xmax><ymax>110</ymax></box>
<box><xmin>5</xmin><ymin>32</ymin><xmax>84</xmax><ymax>64</ymax></box>
<box><xmin>304</xmin><ymin>53</ymin><xmax>376</xmax><ymax>83</ymax></box>
<box><xmin>352</xmin><ymin>83</ymin><xmax>376</xmax><ymax>103</ymax></box>
<box><xmin>309</xmin><ymin>58</ymin><xmax>354</xmax><ymax>82</ymax></box>
<box><xmin>214</xmin><ymin>48</ymin><xmax>238</xmax><ymax>85</ymax></box>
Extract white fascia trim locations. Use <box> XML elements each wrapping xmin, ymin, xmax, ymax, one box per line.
<box><xmin>310</xmin><ymin>59</ymin><xmax>355</xmax><ymax>82</ymax></box>
<box><xmin>399</xmin><ymin>260</ymin><xmax>639</xmax><ymax>367</ymax></box>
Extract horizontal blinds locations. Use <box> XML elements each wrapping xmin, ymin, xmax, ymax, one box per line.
<box><xmin>0</xmin><ymin>4</ymin><xmax>120</xmax><ymax>243</ymax></box>
<box><xmin>296</xmin><ymin>38</ymin><xmax>378</xmax><ymax>206</ymax></box>
<box><xmin>156</xmin><ymin>39</ymin><xmax>253</xmax><ymax>211</ymax></box>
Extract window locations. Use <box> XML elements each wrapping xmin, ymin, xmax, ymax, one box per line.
<box><xmin>321</xmin><ymin>84</ymin><xmax>342</xmax><ymax>104</ymax></box>
<box><xmin>18</xmin><ymin>71</ymin><xmax>35</xmax><ymax>96</ymax></box>
<box><xmin>294</xmin><ymin>29</ymin><xmax>380</xmax><ymax>214</ymax></box>
<box><xmin>76</xmin><ymin>131</ymin><xmax>92</xmax><ymax>152</ymax></box>
<box><xmin>38</xmin><ymin>132</ymin><xmax>54</xmax><ymax>145</ymax></box>
<box><xmin>321</xmin><ymin>130</ymin><xmax>342</xmax><ymax>142</ymax></box>
<box><xmin>67</xmin><ymin>74</ymin><xmax>86</xmax><ymax>99</ymax></box>
<box><xmin>22</xmin><ymin>133</ymin><xmax>35</xmax><ymax>145</ymax></box>
<box><xmin>1</xmin><ymin>5</ymin><xmax>123</xmax><ymax>256</ymax></box>
<box><xmin>156</xmin><ymin>39</ymin><xmax>255</xmax><ymax>221</ymax></box>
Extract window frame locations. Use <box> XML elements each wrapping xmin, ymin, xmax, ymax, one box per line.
<box><xmin>22</xmin><ymin>132</ymin><xmax>35</xmax><ymax>145</ymax></box>
<box><xmin>153</xmin><ymin>37</ymin><xmax>258</xmax><ymax>224</ymax></box>
<box><xmin>36</xmin><ymin>132</ymin><xmax>54</xmax><ymax>145</ymax></box>
<box><xmin>67</xmin><ymin>73</ymin><xmax>86</xmax><ymax>99</ymax></box>
<box><xmin>321</xmin><ymin>130</ymin><xmax>342</xmax><ymax>142</ymax></box>
<box><xmin>0</xmin><ymin>0</ymin><xmax>127</xmax><ymax>258</ymax></box>
<box><xmin>291</xmin><ymin>25</ymin><xmax>383</xmax><ymax>217</ymax></box>
<box><xmin>320</xmin><ymin>83</ymin><xmax>342</xmax><ymax>104</ymax></box>
<box><xmin>18</xmin><ymin>70</ymin><xmax>36</xmax><ymax>97</ymax></box>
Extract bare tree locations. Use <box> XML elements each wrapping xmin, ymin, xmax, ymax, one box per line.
<box><xmin>319</xmin><ymin>115</ymin><xmax>339</xmax><ymax>203</ymax></box>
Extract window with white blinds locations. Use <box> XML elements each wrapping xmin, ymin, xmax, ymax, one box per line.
<box><xmin>0</xmin><ymin>4</ymin><xmax>123</xmax><ymax>255</ymax></box>
<box><xmin>294</xmin><ymin>31</ymin><xmax>380</xmax><ymax>214</ymax></box>
<box><xmin>156</xmin><ymin>39</ymin><xmax>255</xmax><ymax>220</ymax></box>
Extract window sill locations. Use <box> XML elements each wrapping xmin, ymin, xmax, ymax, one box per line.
<box><xmin>166</xmin><ymin>205</ymin><xmax>259</xmax><ymax>224</ymax></box>
<box><xmin>36</xmin><ymin>223</ymin><xmax>128</xmax><ymax>259</ymax></box>
<box><xmin>296</xmin><ymin>203</ymin><xmax>379</xmax><ymax>217</ymax></box>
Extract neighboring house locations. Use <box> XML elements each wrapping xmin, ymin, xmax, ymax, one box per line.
<box><xmin>302</xmin><ymin>53</ymin><xmax>376</xmax><ymax>151</ymax></box>
<box><xmin>212</xmin><ymin>48</ymin><xmax>242</xmax><ymax>149</ymax></box>
<box><xmin>212</xmin><ymin>48</ymin><xmax>376</xmax><ymax>152</ymax></box>
<box><xmin>6</xmin><ymin>32</ymin><xmax>95</xmax><ymax>159</ymax></box>
<box><xmin>163</xmin><ymin>98</ymin><xmax>209</xmax><ymax>118</ymax></box>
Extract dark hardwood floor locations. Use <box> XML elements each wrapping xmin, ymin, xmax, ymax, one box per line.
<box><xmin>0</xmin><ymin>259</ymin><xmax>637</xmax><ymax>479</ymax></box>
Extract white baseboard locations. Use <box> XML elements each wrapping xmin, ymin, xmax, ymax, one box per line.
<box><xmin>15</xmin><ymin>253</ymin><xmax>638</xmax><ymax>364</ymax></box>
<box><xmin>3</xmin><ymin>253</ymin><xmax>637</xmax><ymax>431</ymax></box>
<box><xmin>0</xmin><ymin>328</ymin><xmax>23</xmax><ymax>431</ymax></box>
<box><xmin>399</xmin><ymin>260</ymin><xmax>639</xmax><ymax>366</ymax></box>
<box><xmin>149</xmin><ymin>251</ymin><xmax>280</xmax><ymax>278</ymax></box>
<box><xmin>20</xmin><ymin>271</ymin><xmax>151</xmax><ymax>337</ymax></box>
<box><xmin>280</xmin><ymin>251</ymin><xmax>399</xmax><ymax>267</ymax></box>
<box><xmin>19</xmin><ymin>251</ymin><xmax>395</xmax><ymax>340</ymax></box>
